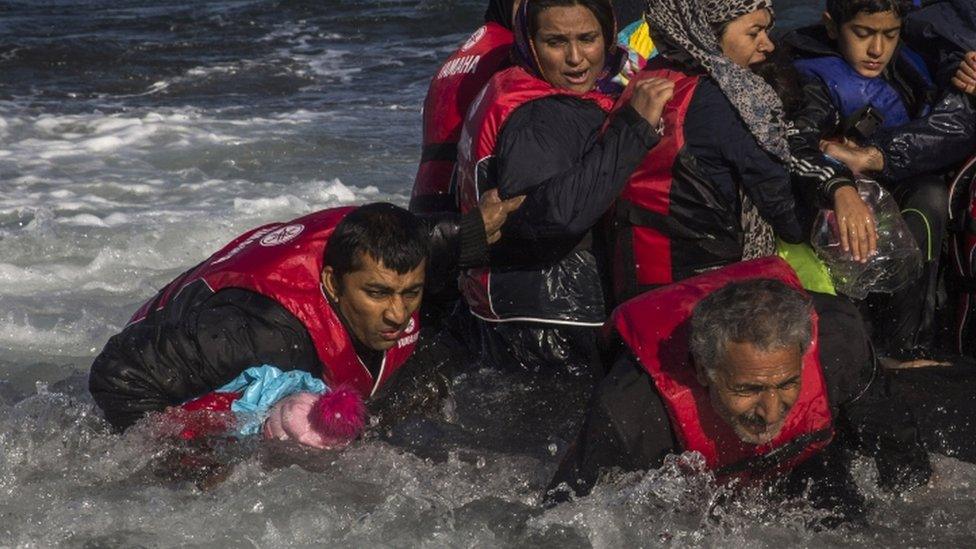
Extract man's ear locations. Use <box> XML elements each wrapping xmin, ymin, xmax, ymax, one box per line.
<box><xmin>693</xmin><ymin>358</ymin><xmax>710</xmax><ymax>387</ymax></box>
<box><xmin>823</xmin><ymin>11</ymin><xmax>839</xmax><ymax>40</ymax></box>
<box><xmin>321</xmin><ymin>266</ymin><xmax>340</xmax><ymax>301</ymax></box>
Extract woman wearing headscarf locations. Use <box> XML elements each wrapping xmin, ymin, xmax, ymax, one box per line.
<box><xmin>545</xmin><ymin>3</ymin><xmax>933</xmax><ymax>508</ymax></box>
<box><xmin>607</xmin><ymin>0</ymin><xmax>840</xmax><ymax>302</ymax></box>
<box><xmin>455</xmin><ymin>0</ymin><xmax>674</xmax><ymax>379</ymax></box>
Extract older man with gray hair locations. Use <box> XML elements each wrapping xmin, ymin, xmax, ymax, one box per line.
<box><xmin>547</xmin><ymin>258</ymin><xmax>931</xmax><ymax>522</ymax></box>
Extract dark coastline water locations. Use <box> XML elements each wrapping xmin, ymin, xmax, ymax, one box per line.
<box><xmin>2</xmin><ymin>1</ymin><xmax>976</xmax><ymax>546</ymax></box>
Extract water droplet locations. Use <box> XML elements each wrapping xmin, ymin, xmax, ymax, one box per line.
<box><xmin>252</xmin><ymin>501</ymin><xmax>264</xmax><ymax>513</ymax></box>
<box><xmin>548</xmin><ymin>443</ymin><xmax>558</xmax><ymax>456</ymax></box>
<box><xmin>476</xmin><ymin>456</ymin><xmax>486</xmax><ymax>469</ymax></box>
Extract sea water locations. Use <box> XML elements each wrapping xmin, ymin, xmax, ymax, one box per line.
<box><xmin>1</xmin><ymin>0</ymin><xmax>974</xmax><ymax>546</ymax></box>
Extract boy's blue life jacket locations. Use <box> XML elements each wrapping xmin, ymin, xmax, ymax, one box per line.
<box><xmin>794</xmin><ymin>47</ymin><xmax>935</xmax><ymax>129</ymax></box>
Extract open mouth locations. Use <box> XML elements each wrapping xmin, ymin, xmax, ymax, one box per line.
<box><xmin>563</xmin><ymin>69</ymin><xmax>590</xmax><ymax>85</ymax></box>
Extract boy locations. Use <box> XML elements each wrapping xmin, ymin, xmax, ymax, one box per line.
<box><xmin>785</xmin><ymin>0</ymin><xmax>976</xmax><ymax>360</ymax></box>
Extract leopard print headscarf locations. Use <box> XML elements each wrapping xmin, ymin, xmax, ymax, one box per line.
<box><xmin>644</xmin><ymin>0</ymin><xmax>789</xmax><ymax>164</ymax></box>
<box><xmin>647</xmin><ymin>0</ymin><xmax>785</xmax><ymax>258</ymax></box>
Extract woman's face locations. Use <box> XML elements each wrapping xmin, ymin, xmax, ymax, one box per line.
<box><xmin>719</xmin><ymin>8</ymin><xmax>775</xmax><ymax>68</ymax></box>
<box><xmin>532</xmin><ymin>4</ymin><xmax>606</xmax><ymax>93</ymax></box>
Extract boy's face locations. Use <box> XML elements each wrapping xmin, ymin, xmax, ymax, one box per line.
<box><xmin>825</xmin><ymin>10</ymin><xmax>902</xmax><ymax>78</ymax></box>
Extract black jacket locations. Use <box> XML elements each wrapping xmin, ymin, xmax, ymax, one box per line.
<box><xmin>548</xmin><ymin>293</ymin><xmax>931</xmax><ymax>499</ymax></box>
<box><xmin>609</xmin><ymin>55</ymin><xmax>805</xmax><ymax>301</ymax></box>
<box><xmin>784</xmin><ymin>25</ymin><xmax>976</xmax><ymax>183</ymax></box>
<box><xmin>484</xmin><ymin>95</ymin><xmax>658</xmax><ymax>323</ymax></box>
<box><xmin>89</xmin><ymin>212</ymin><xmax>485</xmax><ymax>431</ymax></box>
<box><xmin>905</xmin><ymin>0</ymin><xmax>976</xmax><ymax>86</ymax></box>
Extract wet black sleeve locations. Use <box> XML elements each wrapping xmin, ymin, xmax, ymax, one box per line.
<box><xmin>546</xmin><ymin>353</ymin><xmax>676</xmax><ymax>500</ymax></box>
<box><xmin>811</xmin><ymin>292</ymin><xmax>932</xmax><ymax>492</ymax></box>
<box><xmin>417</xmin><ymin>210</ymin><xmax>488</xmax><ymax>296</ymax></box>
<box><xmin>789</xmin><ymin>77</ymin><xmax>857</xmax><ymax>210</ymax></box>
<box><xmin>686</xmin><ymin>81</ymin><xmax>804</xmax><ymax>243</ymax></box>
<box><xmin>365</xmin><ymin>326</ymin><xmax>465</xmax><ymax>430</ymax></box>
<box><xmin>495</xmin><ymin>97</ymin><xmax>658</xmax><ymax>240</ymax></box>
<box><xmin>89</xmin><ymin>288</ymin><xmax>321</xmax><ymax>431</ymax></box>
<box><xmin>866</xmin><ymin>88</ymin><xmax>976</xmax><ymax>182</ymax></box>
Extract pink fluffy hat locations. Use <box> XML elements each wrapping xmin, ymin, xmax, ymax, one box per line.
<box><xmin>261</xmin><ymin>386</ymin><xmax>366</xmax><ymax>449</ymax></box>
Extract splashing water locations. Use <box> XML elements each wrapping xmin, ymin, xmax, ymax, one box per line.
<box><xmin>3</xmin><ymin>0</ymin><xmax>976</xmax><ymax>545</ymax></box>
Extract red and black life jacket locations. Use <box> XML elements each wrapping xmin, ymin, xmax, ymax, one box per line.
<box><xmin>609</xmin><ymin>63</ymin><xmax>744</xmax><ymax>304</ymax></box>
<box><xmin>456</xmin><ymin>65</ymin><xmax>615</xmax><ymax>323</ymax></box>
<box><xmin>129</xmin><ymin>207</ymin><xmax>420</xmax><ymax>398</ymax></box>
<box><xmin>611</xmin><ymin>257</ymin><xmax>834</xmax><ymax>481</ymax></box>
<box><xmin>948</xmin><ymin>154</ymin><xmax>976</xmax><ymax>355</ymax></box>
<box><xmin>410</xmin><ymin>22</ymin><xmax>514</xmax><ymax>215</ymax></box>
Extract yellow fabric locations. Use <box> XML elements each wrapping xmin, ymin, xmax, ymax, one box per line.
<box><xmin>777</xmin><ymin>240</ymin><xmax>836</xmax><ymax>295</ymax></box>
<box><xmin>614</xmin><ymin>20</ymin><xmax>656</xmax><ymax>87</ymax></box>
<box><xmin>627</xmin><ymin>20</ymin><xmax>654</xmax><ymax>60</ymax></box>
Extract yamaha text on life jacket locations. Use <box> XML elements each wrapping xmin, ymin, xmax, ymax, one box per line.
<box><xmin>410</xmin><ymin>22</ymin><xmax>514</xmax><ymax>215</ymax></box>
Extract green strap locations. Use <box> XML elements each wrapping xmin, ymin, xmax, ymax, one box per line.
<box><xmin>900</xmin><ymin>208</ymin><xmax>933</xmax><ymax>261</ymax></box>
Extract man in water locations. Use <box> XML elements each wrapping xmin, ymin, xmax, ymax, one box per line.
<box><xmin>548</xmin><ymin>259</ymin><xmax>931</xmax><ymax>521</ymax></box>
<box><xmin>89</xmin><ymin>199</ymin><xmax>520</xmax><ymax>432</ymax></box>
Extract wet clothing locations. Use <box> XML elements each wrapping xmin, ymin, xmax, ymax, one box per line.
<box><xmin>608</xmin><ymin>58</ymin><xmax>803</xmax><ymax>303</ymax></box>
<box><xmin>905</xmin><ymin>0</ymin><xmax>976</xmax><ymax>86</ymax></box>
<box><xmin>548</xmin><ymin>269</ymin><xmax>931</xmax><ymax>499</ymax></box>
<box><xmin>611</xmin><ymin>258</ymin><xmax>834</xmax><ymax>479</ymax></box>
<box><xmin>784</xmin><ymin>25</ymin><xmax>976</xmax><ymax>184</ymax></box>
<box><xmin>785</xmin><ymin>25</ymin><xmax>974</xmax><ymax>358</ymax></box>
<box><xmin>90</xmin><ymin>207</ymin><xmax>483</xmax><ymax>431</ymax></box>
<box><xmin>864</xmin><ymin>175</ymin><xmax>948</xmax><ymax>357</ymax></box>
<box><xmin>453</xmin><ymin>62</ymin><xmax>656</xmax><ymax>371</ymax></box>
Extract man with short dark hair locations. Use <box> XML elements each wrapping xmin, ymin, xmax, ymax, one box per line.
<box><xmin>89</xmin><ymin>199</ymin><xmax>519</xmax><ymax>431</ymax></box>
<box><xmin>547</xmin><ymin>258</ymin><xmax>931</xmax><ymax>517</ymax></box>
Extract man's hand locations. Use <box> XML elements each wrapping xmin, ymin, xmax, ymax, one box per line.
<box><xmin>820</xmin><ymin>139</ymin><xmax>885</xmax><ymax>175</ymax></box>
<box><xmin>628</xmin><ymin>77</ymin><xmax>676</xmax><ymax>129</ymax></box>
<box><xmin>832</xmin><ymin>185</ymin><xmax>878</xmax><ymax>263</ymax></box>
<box><xmin>478</xmin><ymin>188</ymin><xmax>525</xmax><ymax>244</ymax></box>
<box><xmin>952</xmin><ymin>51</ymin><xmax>976</xmax><ymax>96</ymax></box>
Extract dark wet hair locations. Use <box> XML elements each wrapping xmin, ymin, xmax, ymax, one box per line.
<box><xmin>689</xmin><ymin>279</ymin><xmax>812</xmax><ymax>376</ymax></box>
<box><xmin>826</xmin><ymin>0</ymin><xmax>910</xmax><ymax>26</ymax></box>
<box><xmin>323</xmin><ymin>203</ymin><xmax>429</xmax><ymax>282</ymax></box>
<box><xmin>527</xmin><ymin>0</ymin><xmax>616</xmax><ymax>49</ymax></box>
<box><xmin>485</xmin><ymin>0</ymin><xmax>516</xmax><ymax>29</ymax></box>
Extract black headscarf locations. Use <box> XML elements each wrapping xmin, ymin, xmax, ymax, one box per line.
<box><xmin>485</xmin><ymin>0</ymin><xmax>516</xmax><ymax>29</ymax></box>
<box><xmin>512</xmin><ymin>0</ymin><xmax>622</xmax><ymax>93</ymax></box>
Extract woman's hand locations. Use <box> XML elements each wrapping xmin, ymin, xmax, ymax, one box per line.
<box><xmin>820</xmin><ymin>139</ymin><xmax>885</xmax><ymax>175</ymax></box>
<box><xmin>629</xmin><ymin>77</ymin><xmax>676</xmax><ymax>129</ymax></box>
<box><xmin>832</xmin><ymin>185</ymin><xmax>878</xmax><ymax>263</ymax></box>
<box><xmin>951</xmin><ymin>51</ymin><xmax>976</xmax><ymax>96</ymax></box>
<box><xmin>478</xmin><ymin>188</ymin><xmax>526</xmax><ymax>244</ymax></box>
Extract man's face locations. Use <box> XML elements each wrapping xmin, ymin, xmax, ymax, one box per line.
<box><xmin>701</xmin><ymin>341</ymin><xmax>803</xmax><ymax>445</ymax></box>
<box><xmin>321</xmin><ymin>253</ymin><xmax>425</xmax><ymax>352</ymax></box>
<box><xmin>826</xmin><ymin>10</ymin><xmax>902</xmax><ymax>78</ymax></box>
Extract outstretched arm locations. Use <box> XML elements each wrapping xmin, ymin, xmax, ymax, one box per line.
<box><xmin>89</xmin><ymin>288</ymin><xmax>321</xmax><ymax>431</ymax></box>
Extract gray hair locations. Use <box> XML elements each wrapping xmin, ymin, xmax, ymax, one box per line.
<box><xmin>689</xmin><ymin>279</ymin><xmax>813</xmax><ymax>379</ymax></box>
